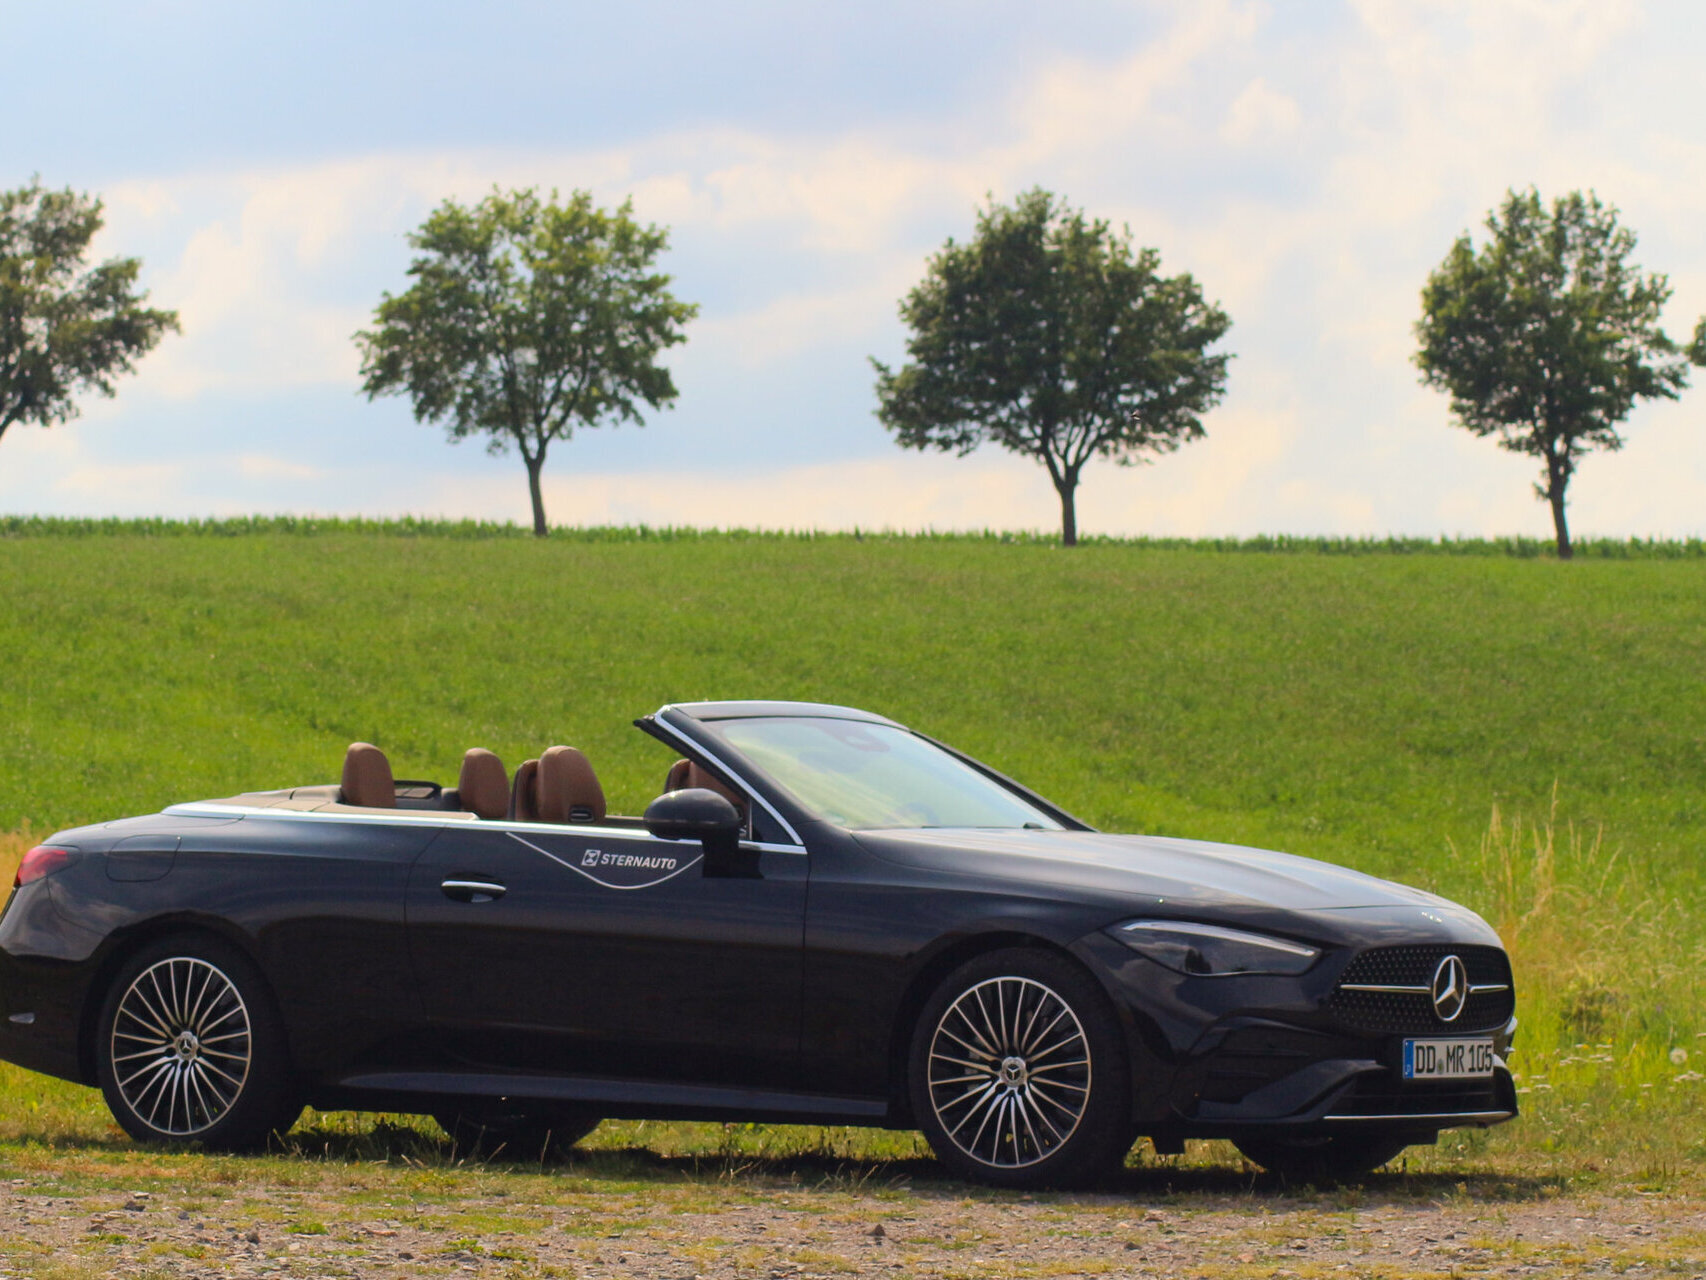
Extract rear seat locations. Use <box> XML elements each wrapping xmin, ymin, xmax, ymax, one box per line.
<box><xmin>511</xmin><ymin>746</ymin><xmax>605</xmax><ymax>823</ymax></box>
<box><xmin>457</xmin><ymin>748</ymin><xmax>509</xmax><ymax>820</ymax></box>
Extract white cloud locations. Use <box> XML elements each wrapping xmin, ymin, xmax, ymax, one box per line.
<box><xmin>1221</xmin><ymin>77</ymin><xmax>1303</xmax><ymax>145</ymax></box>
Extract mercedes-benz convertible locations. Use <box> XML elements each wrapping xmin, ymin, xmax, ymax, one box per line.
<box><xmin>0</xmin><ymin>700</ymin><xmax>1516</xmax><ymax>1186</ymax></box>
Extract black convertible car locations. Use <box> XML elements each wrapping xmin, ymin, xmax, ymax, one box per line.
<box><xmin>0</xmin><ymin>701</ymin><xmax>1515</xmax><ymax>1186</ymax></box>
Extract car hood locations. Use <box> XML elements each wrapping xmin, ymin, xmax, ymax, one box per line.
<box><xmin>852</xmin><ymin>827</ymin><xmax>1490</xmax><ymax>931</ymax></box>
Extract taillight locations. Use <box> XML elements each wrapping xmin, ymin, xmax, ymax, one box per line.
<box><xmin>14</xmin><ymin>846</ymin><xmax>75</xmax><ymax>889</ymax></box>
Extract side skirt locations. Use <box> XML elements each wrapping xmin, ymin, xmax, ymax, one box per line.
<box><xmin>314</xmin><ymin>1070</ymin><xmax>898</xmax><ymax>1127</ymax></box>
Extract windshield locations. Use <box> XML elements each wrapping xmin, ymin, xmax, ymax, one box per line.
<box><xmin>703</xmin><ymin>717</ymin><xmax>1063</xmax><ymax>830</ymax></box>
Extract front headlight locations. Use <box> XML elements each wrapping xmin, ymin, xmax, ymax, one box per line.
<box><xmin>1111</xmin><ymin>920</ymin><xmax>1320</xmax><ymax>976</ymax></box>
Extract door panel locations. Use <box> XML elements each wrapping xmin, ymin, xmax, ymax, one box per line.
<box><xmin>406</xmin><ymin>824</ymin><xmax>807</xmax><ymax>1088</ymax></box>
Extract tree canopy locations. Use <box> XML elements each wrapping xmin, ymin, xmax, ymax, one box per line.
<box><xmin>1415</xmin><ymin>188</ymin><xmax>1694</xmax><ymax>559</ymax></box>
<box><xmin>356</xmin><ymin>187</ymin><xmax>697</xmax><ymax>535</ymax></box>
<box><xmin>872</xmin><ymin>188</ymin><xmax>1231</xmax><ymax>545</ymax></box>
<box><xmin>0</xmin><ymin>180</ymin><xmax>179</xmax><ymax>450</ymax></box>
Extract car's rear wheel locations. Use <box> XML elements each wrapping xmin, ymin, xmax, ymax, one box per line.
<box><xmin>434</xmin><ymin>1104</ymin><xmax>601</xmax><ymax>1161</ymax></box>
<box><xmin>1234</xmin><ymin>1132</ymin><xmax>1414</xmax><ymax>1181</ymax></box>
<box><xmin>95</xmin><ymin>935</ymin><xmax>297</xmax><ymax>1151</ymax></box>
<box><xmin>909</xmin><ymin>948</ymin><xmax>1131</xmax><ymax>1189</ymax></box>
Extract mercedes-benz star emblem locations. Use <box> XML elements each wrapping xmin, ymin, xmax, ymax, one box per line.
<box><xmin>1431</xmin><ymin>954</ymin><xmax>1468</xmax><ymax>1022</ymax></box>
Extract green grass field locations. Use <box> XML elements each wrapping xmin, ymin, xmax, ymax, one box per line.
<box><xmin>1</xmin><ymin>526</ymin><xmax>1703</xmax><ymax>1180</ymax></box>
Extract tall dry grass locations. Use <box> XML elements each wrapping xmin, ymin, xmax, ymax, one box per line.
<box><xmin>1448</xmin><ymin>786</ymin><xmax>1701</xmax><ymax>1045</ymax></box>
<box><xmin>1442</xmin><ymin>791</ymin><xmax>1706</xmax><ymax>1170</ymax></box>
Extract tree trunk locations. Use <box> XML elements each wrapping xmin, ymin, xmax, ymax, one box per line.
<box><xmin>1544</xmin><ymin>448</ymin><xmax>1572</xmax><ymax>561</ymax></box>
<box><xmin>525</xmin><ymin>453</ymin><xmax>548</xmax><ymax>537</ymax></box>
<box><xmin>1549</xmin><ymin>484</ymin><xmax>1571</xmax><ymax>560</ymax></box>
<box><xmin>1055</xmin><ymin>476</ymin><xmax>1079</xmax><ymax>547</ymax></box>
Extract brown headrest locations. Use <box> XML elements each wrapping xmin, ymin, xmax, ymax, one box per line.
<box><xmin>509</xmin><ymin>758</ymin><xmax>539</xmax><ymax>822</ymax></box>
<box><xmin>458</xmin><ymin>748</ymin><xmax>508</xmax><ymax>820</ymax></box>
<box><xmin>341</xmin><ymin>743</ymin><xmax>395</xmax><ymax>808</ymax></box>
<box><xmin>664</xmin><ymin>758</ymin><xmax>692</xmax><ymax>792</ymax></box>
<box><xmin>664</xmin><ymin>758</ymin><xmax>745</xmax><ymax>813</ymax></box>
<box><xmin>537</xmin><ymin>745</ymin><xmax>605</xmax><ymax>824</ymax></box>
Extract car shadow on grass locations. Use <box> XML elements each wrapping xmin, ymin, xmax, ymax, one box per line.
<box><xmin>271</xmin><ymin>1121</ymin><xmax>1567</xmax><ymax>1206</ymax></box>
<box><xmin>2</xmin><ymin>1122</ymin><xmax>1566</xmax><ymax>1210</ymax></box>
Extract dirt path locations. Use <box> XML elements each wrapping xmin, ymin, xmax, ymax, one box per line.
<box><xmin>2</xmin><ymin>1163</ymin><xmax>1704</xmax><ymax>1280</ymax></box>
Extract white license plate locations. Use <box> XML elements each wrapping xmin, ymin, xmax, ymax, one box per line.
<box><xmin>1403</xmin><ymin>1038</ymin><xmax>1496</xmax><ymax>1080</ymax></box>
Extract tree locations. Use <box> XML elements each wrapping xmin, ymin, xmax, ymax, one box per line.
<box><xmin>356</xmin><ymin>188</ymin><xmax>697</xmax><ymax>535</ymax></box>
<box><xmin>1415</xmin><ymin>189</ymin><xmax>1694</xmax><ymax>560</ymax></box>
<box><xmin>872</xmin><ymin>189</ymin><xmax>1231</xmax><ymax>546</ymax></box>
<box><xmin>0</xmin><ymin>180</ymin><xmax>179</xmax><ymax>451</ymax></box>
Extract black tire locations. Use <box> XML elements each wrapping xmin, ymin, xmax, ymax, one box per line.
<box><xmin>434</xmin><ymin>1103</ymin><xmax>600</xmax><ymax>1161</ymax></box>
<box><xmin>95</xmin><ymin>934</ymin><xmax>297</xmax><ymax>1152</ymax></box>
<box><xmin>908</xmin><ymin>947</ymin><xmax>1131</xmax><ymax>1189</ymax></box>
<box><xmin>1234</xmin><ymin>1133</ymin><xmax>1414</xmax><ymax>1181</ymax></box>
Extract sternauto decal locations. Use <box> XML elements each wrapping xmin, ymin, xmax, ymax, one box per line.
<box><xmin>505</xmin><ymin>832</ymin><xmax>702</xmax><ymax>889</ymax></box>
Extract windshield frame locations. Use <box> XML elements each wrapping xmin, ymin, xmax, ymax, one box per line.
<box><xmin>684</xmin><ymin>712</ymin><xmax>1091</xmax><ymax>833</ymax></box>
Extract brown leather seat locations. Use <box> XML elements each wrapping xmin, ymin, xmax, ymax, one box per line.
<box><xmin>536</xmin><ymin>745</ymin><xmax>605</xmax><ymax>824</ymax></box>
<box><xmin>458</xmin><ymin>748</ymin><xmax>508</xmax><ymax>820</ymax></box>
<box><xmin>341</xmin><ymin>743</ymin><xmax>395</xmax><ymax>808</ymax></box>
<box><xmin>663</xmin><ymin>758</ymin><xmax>745</xmax><ymax>814</ymax></box>
<box><xmin>509</xmin><ymin>758</ymin><xmax>540</xmax><ymax>822</ymax></box>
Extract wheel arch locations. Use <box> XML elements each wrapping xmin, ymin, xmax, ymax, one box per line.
<box><xmin>75</xmin><ymin>915</ymin><xmax>289</xmax><ymax>1087</ymax></box>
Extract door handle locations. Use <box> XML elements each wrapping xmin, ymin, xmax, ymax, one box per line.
<box><xmin>441</xmin><ymin>878</ymin><xmax>506</xmax><ymax>903</ymax></box>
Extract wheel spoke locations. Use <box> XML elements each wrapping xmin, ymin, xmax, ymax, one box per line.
<box><xmin>930</xmin><ymin>1050</ymin><xmax>1000</xmax><ymax>1073</ymax></box>
<box><xmin>1021</xmin><ymin>1006</ymin><xmax>1068</xmax><ymax>1057</ymax></box>
<box><xmin>938</xmin><ymin>1079</ymin><xmax>1002</xmax><ymax>1116</ymax></box>
<box><xmin>197</xmin><ymin>1003</ymin><xmax>245</xmax><ymax>1035</ymax></box>
<box><xmin>934</xmin><ymin>1025</ymin><xmax>996</xmax><ymax>1061</ymax></box>
<box><xmin>1020</xmin><ymin>1089</ymin><xmax>1064</xmax><ymax>1145</ymax></box>
<box><xmin>149</xmin><ymin>968</ymin><xmax>180</xmax><ymax>1030</ymax></box>
<box><xmin>183</xmin><ymin>963</ymin><xmax>218</xmax><ymax>1032</ymax></box>
<box><xmin>1028</xmin><ymin>1032</ymin><xmax>1085</xmax><ymax>1064</ymax></box>
<box><xmin>946</xmin><ymin>1087</ymin><xmax>997</xmax><ymax>1144</ymax></box>
<box><xmin>123</xmin><ymin>983</ymin><xmax>175</xmax><ymax>1041</ymax></box>
<box><xmin>117</xmin><ymin>1055</ymin><xmax>174</xmax><ymax>1094</ymax></box>
<box><xmin>1029</xmin><ymin>1056</ymin><xmax>1089</xmax><ymax>1074</ymax></box>
<box><xmin>966</xmin><ymin>987</ymin><xmax>1002</xmax><ymax>1057</ymax></box>
<box><xmin>1013</xmin><ymin>1089</ymin><xmax>1044</xmax><ymax>1157</ymax></box>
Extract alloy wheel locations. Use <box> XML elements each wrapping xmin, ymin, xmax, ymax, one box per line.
<box><xmin>924</xmin><ymin>975</ymin><xmax>1091</xmax><ymax>1169</ymax></box>
<box><xmin>109</xmin><ymin>957</ymin><xmax>253</xmax><ymax>1136</ymax></box>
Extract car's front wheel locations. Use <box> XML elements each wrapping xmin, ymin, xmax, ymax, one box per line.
<box><xmin>1234</xmin><ymin>1132</ymin><xmax>1414</xmax><ymax>1181</ymax></box>
<box><xmin>95</xmin><ymin>935</ymin><xmax>298</xmax><ymax>1151</ymax></box>
<box><xmin>909</xmin><ymin>948</ymin><xmax>1131</xmax><ymax>1189</ymax></box>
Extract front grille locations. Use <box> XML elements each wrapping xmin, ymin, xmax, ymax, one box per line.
<box><xmin>1329</xmin><ymin>945</ymin><xmax>1514</xmax><ymax>1034</ymax></box>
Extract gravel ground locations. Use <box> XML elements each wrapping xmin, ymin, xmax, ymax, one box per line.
<box><xmin>1</xmin><ymin>1163</ymin><xmax>1703</xmax><ymax>1280</ymax></box>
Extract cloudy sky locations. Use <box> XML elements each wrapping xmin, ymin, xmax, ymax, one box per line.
<box><xmin>4</xmin><ymin>0</ymin><xmax>1704</xmax><ymax>538</ymax></box>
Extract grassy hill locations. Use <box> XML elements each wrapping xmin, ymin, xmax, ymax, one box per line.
<box><xmin>2</xmin><ymin>524</ymin><xmax>1702</xmax><ymax>1169</ymax></box>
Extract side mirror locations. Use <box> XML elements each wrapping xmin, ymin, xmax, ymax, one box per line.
<box><xmin>644</xmin><ymin>788</ymin><xmax>742</xmax><ymax>849</ymax></box>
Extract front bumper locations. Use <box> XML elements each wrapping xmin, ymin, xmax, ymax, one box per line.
<box><xmin>1175</xmin><ymin>1015</ymin><xmax>1519</xmax><ymax>1137</ymax></box>
<box><xmin>1079</xmin><ymin>927</ymin><xmax>1520</xmax><ymax>1141</ymax></box>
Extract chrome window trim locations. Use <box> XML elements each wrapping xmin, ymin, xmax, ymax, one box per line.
<box><xmin>1338</xmin><ymin>983</ymin><xmax>1511</xmax><ymax>995</ymax></box>
<box><xmin>652</xmin><ymin>705</ymin><xmax>805</xmax><ymax>847</ymax></box>
<box><xmin>164</xmin><ymin>801</ymin><xmax>805</xmax><ymax>855</ymax></box>
<box><xmin>1323</xmin><ymin>1109</ymin><xmax>1514</xmax><ymax>1124</ymax></box>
